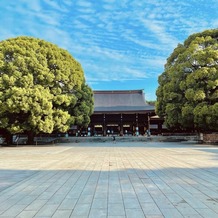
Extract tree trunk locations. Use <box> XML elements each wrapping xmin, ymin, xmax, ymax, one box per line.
<box><xmin>5</xmin><ymin>132</ymin><xmax>13</xmax><ymax>145</ymax></box>
<box><xmin>27</xmin><ymin>131</ymin><xmax>35</xmax><ymax>145</ymax></box>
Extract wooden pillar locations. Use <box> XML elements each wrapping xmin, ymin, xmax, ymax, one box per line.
<box><xmin>120</xmin><ymin>113</ymin><xmax>123</xmax><ymax>136</ymax></box>
<box><xmin>147</xmin><ymin>113</ymin><xmax>150</xmax><ymax>130</ymax></box>
<box><xmin>135</xmin><ymin>113</ymin><xmax>139</xmax><ymax>136</ymax></box>
<box><xmin>103</xmin><ymin>114</ymin><xmax>106</xmax><ymax>136</ymax></box>
<box><xmin>147</xmin><ymin>113</ymin><xmax>151</xmax><ymax>135</ymax></box>
<box><xmin>136</xmin><ymin>113</ymin><xmax>138</xmax><ymax>126</ymax></box>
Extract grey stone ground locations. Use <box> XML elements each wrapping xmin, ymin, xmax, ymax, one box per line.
<box><xmin>0</xmin><ymin>141</ymin><xmax>218</xmax><ymax>218</ymax></box>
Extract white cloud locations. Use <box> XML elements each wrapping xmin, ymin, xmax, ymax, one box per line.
<box><xmin>0</xmin><ymin>0</ymin><xmax>217</xmax><ymax>94</ymax></box>
<box><xmin>43</xmin><ymin>0</ymin><xmax>67</xmax><ymax>12</ymax></box>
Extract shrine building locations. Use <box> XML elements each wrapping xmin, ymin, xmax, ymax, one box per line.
<box><xmin>87</xmin><ymin>90</ymin><xmax>165</xmax><ymax>136</ymax></box>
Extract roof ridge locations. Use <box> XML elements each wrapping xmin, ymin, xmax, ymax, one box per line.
<box><xmin>93</xmin><ymin>89</ymin><xmax>144</xmax><ymax>94</ymax></box>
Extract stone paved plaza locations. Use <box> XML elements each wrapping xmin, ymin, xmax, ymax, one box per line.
<box><xmin>0</xmin><ymin>141</ymin><xmax>218</xmax><ymax>218</ymax></box>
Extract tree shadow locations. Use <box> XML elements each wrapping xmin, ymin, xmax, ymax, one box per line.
<box><xmin>0</xmin><ymin>142</ymin><xmax>218</xmax><ymax>217</ymax></box>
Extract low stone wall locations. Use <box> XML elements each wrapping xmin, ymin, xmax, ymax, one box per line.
<box><xmin>203</xmin><ymin>133</ymin><xmax>218</xmax><ymax>143</ymax></box>
<box><xmin>59</xmin><ymin>134</ymin><xmax>200</xmax><ymax>143</ymax></box>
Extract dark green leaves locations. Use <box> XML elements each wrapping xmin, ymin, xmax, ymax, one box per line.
<box><xmin>156</xmin><ymin>29</ymin><xmax>218</xmax><ymax>131</ymax></box>
<box><xmin>0</xmin><ymin>36</ymin><xmax>94</xmax><ymax>137</ymax></box>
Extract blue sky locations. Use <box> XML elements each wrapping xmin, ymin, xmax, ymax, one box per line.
<box><xmin>0</xmin><ymin>0</ymin><xmax>217</xmax><ymax>100</ymax></box>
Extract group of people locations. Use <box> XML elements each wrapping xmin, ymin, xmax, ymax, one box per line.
<box><xmin>108</xmin><ymin>129</ymin><xmax>151</xmax><ymax>144</ymax></box>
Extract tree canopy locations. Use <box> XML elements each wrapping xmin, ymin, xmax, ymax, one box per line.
<box><xmin>0</xmin><ymin>36</ymin><xmax>93</xmax><ymax>144</ymax></box>
<box><xmin>156</xmin><ymin>29</ymin><xmax>218</xmax><ymax>132</ymax></box>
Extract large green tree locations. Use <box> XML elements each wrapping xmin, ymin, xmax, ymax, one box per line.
<box><xmin>0</xmin><ymin>36</ymin><xmax>93</xmax><ymax>144</ymax></box>
<box><xmin>156</xmin><ymin>29</ymin><xmax>218</xmax><ymax>132</ymax></box>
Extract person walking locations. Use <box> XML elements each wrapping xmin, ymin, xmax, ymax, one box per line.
<box><xmin>112</xmin><ymin>135</ymin><xmax>116</xmax><ymax>143</ymax></box>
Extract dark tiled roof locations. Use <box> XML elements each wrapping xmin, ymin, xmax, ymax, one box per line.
<box><xmin>93</xmin><ymin>90</ymin><xmax>154</xmax><ymax>113</ymax></box>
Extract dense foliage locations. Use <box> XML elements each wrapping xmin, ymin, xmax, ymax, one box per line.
<box><xmin>0</xmin><ymin>36</ymin><xmax>93</xmax><ymax>144</ymax></box>
<box><xmin>147</xmin><ymin>100</ymin><xmax>156</xmax><ymax>106</ymax></box>
<box><xmin>156</xmin><ymin>29</ymin><xmax>218</xmax><ymax>132</ymax></box>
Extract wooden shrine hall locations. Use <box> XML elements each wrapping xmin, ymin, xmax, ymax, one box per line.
<box><xmin>88</xmin><ymin>90</ymin><xmax>165</xmax><ymax>136</ymax></box>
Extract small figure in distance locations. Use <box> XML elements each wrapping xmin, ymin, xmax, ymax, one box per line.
<box><xmin>146</xmin><ymin>129</ymin><xmax>151</xmax><ymax>137</ymax></box>
<box><xmin>112</xmin><ymin>135</ymin><xmax>116</xmax><ymax>143</ymax></box>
